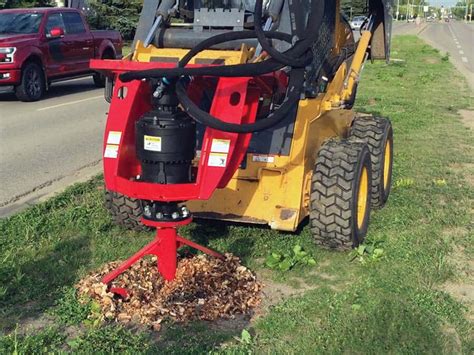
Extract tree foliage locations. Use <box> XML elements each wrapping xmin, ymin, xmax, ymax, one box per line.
<box><xmin>87</xmin><ymin>0</ymin><xmax>143</xmax><ymax>40</ymax></box>
<box><xmin>452</xmin><ymin>1</ymin><xmax>468</xmax><ymax>19</ymax></box>
<box><xmin>0</xmin><ymin>0</ymin><xmax>55</xmax><ymax>8</ymax></box>
<box><xmin>341</xmin><ymin>0</ymin><xmax>367</xmax><ymax>18</ymax></box>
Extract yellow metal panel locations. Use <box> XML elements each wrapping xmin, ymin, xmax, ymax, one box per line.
<box><xmin>189</xmin><ymin>101</ymin><xmax>355</xmax><ymax>231</ymax></box>
<box><xmin>132</xmin><ymin>41</ymin><xmax>251</xmax><ymax>65</ymax></box>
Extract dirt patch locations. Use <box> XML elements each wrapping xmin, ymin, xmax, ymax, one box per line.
<box><xmin>252</xmin><ymin>265</ymin><xmax>347</xmax><ymax>319</ymax></box>
<box><xmin>441</xmin><ymin>236</ymin><xmax>474</xmax><ymax>322</ymax></box>
<box><xmin>15</xmin><ymin>314</ymin><xmax>57</xmax><ymax>335</ymax></box>
<box><xmin>423</xmin><ymin>57</ymin><xmax>440</xmax><ymax>64</ymax></box>
<box><xmin>260</xmin><ymin>276</ymin><xmax>315</xmax><ymax>308</ymax></box>
<box><xmin>367</xmin><ymin>98</ymin><xmax>377</xmax><ymax>106</ymax></box>
<box><xmin>459</xmin><ymin>110</ymin><xmax>474</xmax><ymax>130</ymax></box>
<box><xmin>440</xmin><ymin>323</ymin><xmax>463</xmax><ymax>353</ymax></box>
<box><xmin>450</xmin><ymin>162</ymin><xmax>474</xmax><ymax>187</ymax></box>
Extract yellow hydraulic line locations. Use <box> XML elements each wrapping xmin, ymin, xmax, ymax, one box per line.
<box><xmin>342</xmin><ymin>30</ymin><xmax>372</xmax><ymax>101</ymax></box>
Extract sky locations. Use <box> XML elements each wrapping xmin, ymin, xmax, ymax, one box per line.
<box><xmin>428</xmin><ymin>0</ymin><xmax>464</xmax><ymax>6</ymax></box>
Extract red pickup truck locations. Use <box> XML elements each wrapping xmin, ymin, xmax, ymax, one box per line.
<box><xmin>0</xmin><ymin>7</ymin><xmax>122</xmax><ymax>101</ymax></box>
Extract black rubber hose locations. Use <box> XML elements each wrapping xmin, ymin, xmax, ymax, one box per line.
<box><xmin>177</xmin><ymin>30</ymin><xmax>292</xmax><ymax>67</ymax></box>
<box><xmin>175</xmin><ymin>69</ymin><xmax>305</xmax><ymax>133</ymax></box>
<box><xmin>252</xmin><ymin>0</ymin><xmax>324</xmax><ymax>67</ymax></box>
<box><xmin>120</xmin><ymin>31</ymin><xmax>293</xmax><ymax>82</ymax></box>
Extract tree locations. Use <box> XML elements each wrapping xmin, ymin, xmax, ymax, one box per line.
<box><xmin>452</xmin><ymin>1</ymin><xmax>468</xmax><ymax>19</ymax></box>
<box><xmin>341</xmin><ymin>0</ymin><xmax>367</xmax><ymax>18</ymax></box>
<box><xmin>0</xmin><ymin>0</ymin><xmax>55</xmax><ymax>8</ymax></box>
<box><xmin>87</xmin><ymin>0</ymin><xmax>143</xmax><ymax>40</ymax></box>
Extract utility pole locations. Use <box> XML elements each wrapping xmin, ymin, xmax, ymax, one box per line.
<box><xmin>465</xmin><ymin>0</ymin><xmax>469</xmax><ymax>22</ymax></box>
<box><xmin>396</xmin><ymin>0</ymin><xmax>400</xmax><ymax>21</ymax></box>
<box><xmin>407</xmin><ymin>0</ymin><xmax>410</xmax><ymax>21</ymax></box>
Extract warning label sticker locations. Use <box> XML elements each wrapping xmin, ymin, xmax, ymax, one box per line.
<box><xmin>144</xmin><ymin>135</ymin><xmax>162</xmax><ymax>152</ymax></box>
<box><xmin>252</xmin><ymin>155</ymin><xmax>275</xmax><ymax>163</ymax></box>
<box><xmin>107</xmin><ymin>131</ymin><xmax>122</xmax><ymax>145</ymax></box>
<box><xmin>211</xmin><ymin>139</ymin><xmax>231</xmax><ymax>153</ymax></box>
<box><xmin>104</xmin><ymin>144</ymin><xmax>119</xmax><ymax>159</ymax></box>
<box><xmin>208</xmin><ymin>152</ymin><xmax>228</xmax><ymax>167</ymax></box>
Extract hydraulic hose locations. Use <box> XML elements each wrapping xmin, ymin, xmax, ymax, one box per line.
<box><xmin>118</xmin><ymin>0</ymin><xmax>330</xmax><ymax>133</ymax></box>
<box><xmin>175</xmin><ymin>69</ymin><xmax>304</xmax><ymax>133</ymax></box>
<box><xmin>252</xmin><ymin>0</ymin><xmax>325</xmax><ymax>67</ymax></box>
<box><xmin>120</xmin><ymin>30</ymin><xmax>294</xmax><ymax>82</ymax></box>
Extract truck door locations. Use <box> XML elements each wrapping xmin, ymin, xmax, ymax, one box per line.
<box><xmin>61</xmin><ymin>11</ymin><xmax>94</xmax><ymax>73</ymax></box>
<box><xmin>44</xmin><ymin>12</ymin><xmax>71</xmax><ymax>77</ymax></box>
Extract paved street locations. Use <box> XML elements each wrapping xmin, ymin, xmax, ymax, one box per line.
<box><xmin>0</xmin><ymin>77</ymin><xmax>108</xmax><ymax>217</ymax></box>
<box><xmin>394</xmin><ymin>21</ymin><xmax>474</xmax><ymax>90</ymax></box>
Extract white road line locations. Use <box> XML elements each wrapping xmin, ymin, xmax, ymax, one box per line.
<box><xmin>37</xmin><ymin>95</ymin><xmax>103</xmax><ymax>111</ymax></box>
<box><xmin>457</xmin><ymin>45</ymin><xmax>462</xmax><ymax>49</ymax></box>
<box><xmin>459</xmin><ymin>50</ymin><xmax>465</xmax><ymax>55</ymax></box>
<box><xmin>462</xmin><ymin>57</ymin><xmax>468</xmax><ymax>63</ymax></box>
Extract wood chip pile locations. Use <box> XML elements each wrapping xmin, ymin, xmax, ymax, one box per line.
<box><xmin>77</xmin><ymin>254</ymin><xmax>262</xmax><ymax>329</ymax></box>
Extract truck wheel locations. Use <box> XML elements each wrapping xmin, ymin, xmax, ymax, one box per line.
<box><xmin>93</xmin><ymin>52</ymin><xmax>114</xmax><ymax>88</ymax></box>
<box><xmin>310</xmin><ymin>139</ymin><xmax>372</xmax><ymax>250</ymax></box>
<box><xmin>350</xmin><ymin>115</ymin><xmax>393</xmax><ymax>208</ymax></box>
<box><xmin>93</xmin><ymin>72</ymin><xmax>106</xmax><ymax>88</ymax></box>
<box><xmin>15</xmin><ymin>62</ymin><xmax>46</xmax><ymax>102</ymax></box>
<box><xmin>105</xmin><ymin>190</ymin><xmax>147</xmax><ymax>231</ymax></box>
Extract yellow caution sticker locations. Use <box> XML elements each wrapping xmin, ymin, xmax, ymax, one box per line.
<box><xmin>208</xmin><ymin>152</ymin><xmax>228</xmax><ymax>167</ymax></box>
<box><xmin>211</xmin><ymin>139</ymin><xmax>231</xmax><ymax>153</ymax></box>
<box><xmin>104</xmin><ymin>144</ymin><xmax>119</xmax><ymax>159</ymax></box>
<box><xmin>107</xmin><ymin>131</ymin><xmax>122</xmax><ymax>145</ymax></box>
<box><xmin>144</xmin><ymin>135</ymin><xmax>162</xmax><ymax>152</ymax></box>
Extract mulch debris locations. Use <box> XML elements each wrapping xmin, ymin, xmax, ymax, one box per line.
<box><xmin>77</xmin><ymin>254</ymin><xmax>262</xmax><ymax>330</ymax></box>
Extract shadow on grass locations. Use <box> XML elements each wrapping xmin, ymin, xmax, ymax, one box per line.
<box><xmin>151</xmin><ymin>315</ymin><xmax>251</xmax><ymax>354</ymax></box>
<box><xmin>0</xmin><ymin>235</ymin><xmax>91</xmax><ymax>331</ymax></box>
<box><xmin>187</xmin><ymin>219</ymin><xmax>257</xmax><ymax>264</ymax></box>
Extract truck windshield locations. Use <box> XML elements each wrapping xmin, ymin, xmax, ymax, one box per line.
<box><xmin>0</xmin><ymin>13</ymin><xmax>44</xmax><ymax>34</ymax></box>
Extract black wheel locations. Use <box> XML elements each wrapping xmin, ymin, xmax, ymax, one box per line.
<box><xmin>105</xmin><ymin>190</ymin><xmax>147</xmax><ymax>231</ymax></box>
<box><xmin>15</xmin><ymin>62</ymin><xmax>46</xmax><ymax>102</ymax></box>
<box><xmin>93</xmin><ymin>52</ymin><xmax>114</xmax><ymax>88</ymax></box>
<box><xmin>350</xmin><ymin>115</ymin><xmax>393</xmax><ymax>208</ymax></box>
<box><xmin>310</xmin><ymin>139</ymin><xmax>372</xmax><ymax>250</ymax></box>
<box><xmin>93</xmin><ymin>72</ymin><xmax>106</xmax><ymax>88</ymax></box>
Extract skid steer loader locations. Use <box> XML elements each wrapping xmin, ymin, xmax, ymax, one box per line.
<box><xmin>91</xmin><ymin>0</ymin><xmax>394</xmax><ymax>285</ymax></box>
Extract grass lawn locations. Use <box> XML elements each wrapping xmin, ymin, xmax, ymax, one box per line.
<box><xmin>1</xmin><ymin>35</ymin><xmax>473</xmax><ymax>354</ymax></box>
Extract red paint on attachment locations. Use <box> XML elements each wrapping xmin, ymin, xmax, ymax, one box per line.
<box><xmin>101</xmin><ymin>218</ymin><xmax>224</xmax><ymax>293</ymax></box>
<box><xmin>91</xmin><ymin>58</ymin><xmax>287</xmax><ymax>286</ymax></box>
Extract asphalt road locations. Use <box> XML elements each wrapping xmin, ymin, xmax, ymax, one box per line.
<box><xmin>393</xmin><ymin>21</ymin><xmax>474</xmax><ymax>90</ymax></box>
<box><xmin>0</xmin><ymin>77</ymin><xmax>108</xmax><ymax>217</ymax></box>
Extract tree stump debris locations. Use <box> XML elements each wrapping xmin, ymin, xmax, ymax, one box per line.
<box><xmin>77</xmin><ymin>254</ymin><xmax>262</xmax><ymax>328</ymax></box>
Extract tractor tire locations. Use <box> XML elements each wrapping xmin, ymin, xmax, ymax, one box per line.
<box><xmin>105</xmin><ymin>190</ymin><xmax>147</xmax><ymax>231</ymax></box>
<box><xmin>350</xmin><ymin>115</ymin><xmax>393</xmax><ymax>208</ymax></box>
<box><xmin>15</xmin><ymin>62</ymin><xmax>46</xmax><ymax>102</ymax></box>
<box><xmin>310</xmin><ymin>139</ymin><xmax>372</xmax><ymax>250</ymax></box>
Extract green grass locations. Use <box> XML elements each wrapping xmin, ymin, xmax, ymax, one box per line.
<box><xmin>122</xmin><ymin>42</ymin><xmax>132</xmax><ymax>57</ymax></box>
<box><xmin>0</xmin><ymin>35</ymin><xmax>473</xmax><ymax>354</ymax></box>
